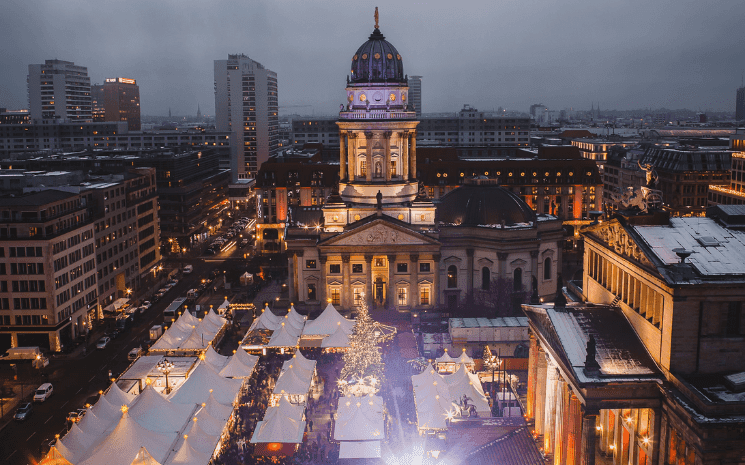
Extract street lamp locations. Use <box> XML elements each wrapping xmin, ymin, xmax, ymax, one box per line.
<box><xmin>157</xmin><ymin>358</ymin><xmax>175</xmax><ymax>394</ymax></box>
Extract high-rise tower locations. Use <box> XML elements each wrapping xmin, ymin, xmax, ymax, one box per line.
<box><xmin>27</xmin><ymin>59</ymin><xmax>91</xmax><ymax>123</ymax></box>
<box><xmin>409</xmin><ymin>75</ymin><xmax>422</xmax><ymax>117</ymax></box>
<box><xmin>214</xmin><ymin>54</ymin><xmax>279</xmax><ymax>180</ymax></box>
<box><xmin>737</xmin><ymin>86</ymin><xmax>745</xmax><ymax>122</ymax></box>
<box><xmin>91</xmin><ymin>78</ymin><xmax>141</xmax><ymax>131</ymax></box>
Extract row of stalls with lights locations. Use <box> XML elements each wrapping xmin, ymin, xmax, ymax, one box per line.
<box><xmin>249</xmin><ymin>350</ymin><xmax>318</xmax><ymax>456</ymax></box>
<box><xmin>41</xmin><ymin>345</ymin><xmax>259</xmax><ymax>465</ymax></box>
<box><xmin>241</xmin><ymin>303</ymin><xmax>357</xmax><ymax>353</ymax></box>
<box><xmin>149</xmin><ymin>309</ymin><xmax>228</xmax><ymax>355</ymax></box>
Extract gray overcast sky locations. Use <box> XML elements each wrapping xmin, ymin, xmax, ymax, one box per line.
<box><xmin>1</xmin><ymin>0</ymin><xmax>743</xmax><ymax>116</ymax></box>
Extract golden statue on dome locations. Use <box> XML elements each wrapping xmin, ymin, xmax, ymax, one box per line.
<box><xmin>375</xmin><ymin>6</ymin><xmax>379</xmax><ymax>29</ymax></box>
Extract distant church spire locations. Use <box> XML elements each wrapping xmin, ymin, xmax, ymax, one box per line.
<box><xmin>168</xmin><ymin>107</ymin><xmax>171</xmax><ymax>118</ymax></box>
<box><xmin>197</xmin><ymin>104</ymin><xmax>201</xmax><ymax>119</ymax></box>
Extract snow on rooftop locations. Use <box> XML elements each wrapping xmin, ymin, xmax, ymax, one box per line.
<box><xmin>634</xmin><ymin>217</ymin><xmax>745</xmax><ymax>276</ymax></box>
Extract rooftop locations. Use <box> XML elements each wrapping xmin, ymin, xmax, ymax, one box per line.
<box><xmin>0</xmin><ymin>189</ymin><xmax>78</xmax><ymax>207</ymax></box>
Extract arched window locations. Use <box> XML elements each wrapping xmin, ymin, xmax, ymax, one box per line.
<box><xmin>513</xmin><ymin>268</ymin><xmax>523</xmax><ymax>291</ymax></box>
<box><xmin>544</xmin><ymin>257</ymin><xmax>552</xmax><ymax>280</ymax></box>
<box><xmin>447</xmin><ymin>265</ymin><xmax>458</xmax><ymax>288</ymax></box>
<box><xmin>481</xmin><ymin>267</ymin><xmax>490</xmax><ymax>290</ymax></box>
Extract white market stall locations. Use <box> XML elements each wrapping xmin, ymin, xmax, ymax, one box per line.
<box><xmin>334</xmin><ymin>395</ymin><xmax>385</xmax><ymax>459</ymax></box>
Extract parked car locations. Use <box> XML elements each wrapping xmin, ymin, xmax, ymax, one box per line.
<box><xmin>168</xmin><ymin>279</ymin><xmax>179</xmax><ymax>286</ymax></box>
<box><xmin>105</xmin><ymin>329</ymin><xmax>120</xmax><ymax>340</ymax></box>
<box><xmin>14</xmin><ymin>402</ymin><xmax>33</xmax><ymax>421</ymax></box>
<box><xmin>183</xmin><ymin>265</ymin><xmax>193</xmax><ymax>274</ymax></box>
<box><xmin>96</xmin><ymin>337</ymin><xmax>111</xmax><ymax>349</ymax></box>
<box><xmin>33</xmin><ymin>383</ymin><xmax>54</xmax><ymax>402</ymax></box>
<box><xmin>141</xmin><ymin>301</ymin><xmax>152</xmax><ymax>310</ymax></box>
<box><xmin>127</xmin><ymin>347</ymin><xmax>143</xmax><ymax>361</ymax></box>
<box><xmin>66</xmin><ymin>409</ymin><xmax>86</xmax><ymax>423</ymax></box>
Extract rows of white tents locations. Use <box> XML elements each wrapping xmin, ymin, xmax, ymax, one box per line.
<box><xmin>333</xmin><ymin>395</ymin><xmax>386</xmax><ymax>459</ymax></box>
<box><xmin>412</xmin><ymin>364</ymin><xmax>491</xmax><ymax>432</ymax></box>
<box><xmin>243</xmin><ymin>303</ymin><xmax>355</xmax><ymax>350</ymax></box>
<box><xmin>49</xmin><ymin>347</ymin><xmax>258</xmax><ymax>465</ymax></box>
<box><xmin>248</xmin><ymin>350</ymin><xmax>316</xmax><ymax>454</ymax></box>
<box><xmin>150</xmin><ymin>309</ymin><xmax>228</xmax><ymax>353</ymax></box>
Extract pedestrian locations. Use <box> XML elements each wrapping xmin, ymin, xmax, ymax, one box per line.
<box><xmin>308</xmin><ymin>419</ymin><xmax>313</xmax><ymax>432</ymax></box>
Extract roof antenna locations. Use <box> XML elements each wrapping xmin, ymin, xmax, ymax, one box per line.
<box><xmin>374</xmin><ymin>6</ymin><xmax>379</xmax><ymax>29</ymax></box>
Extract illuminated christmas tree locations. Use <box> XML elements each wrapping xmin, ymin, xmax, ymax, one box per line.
<box><xmin>338</xmin><ymin>295</ymin><xmax>383</xmax><ymax>395</ymax></box>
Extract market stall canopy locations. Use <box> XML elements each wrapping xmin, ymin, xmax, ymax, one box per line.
<box><xmin>334</xmin><ymin>396</ymin><xmax>385</xmax><ymax>441</ymax></box>
<box><xmin>165</xmin><ymin>435</ymin><xmax>209</xmax><ymax>465</ymax></box>
<box><xmin>436</xmin><ymin>350</ymin><xmax>457</xmax><ymax>365</ymax></box>
<box><xmin>128</xmin><ymin>385</ymin><xmax>196</xmax><ymax>433</ymax></box>
<box><xmin>204</xmin><ymin>391</ymin><xmax>233</xmax><ymax>422</ymax></box>
<box><xmin>39</xmin><ymin>445</ymin><xmax>74</xmax><ymax>465</ymax></box>
<box><xmin>105</xmin><ymin>381</ymin><xmax>136</xmax><ymax>407</ymax></box>
<box><xmin>250</xmin><ymin>397</ymin><xmax>306</xmax><ymax>444</ymax></box>
<box><xmin>338</xmin><ymin>440</ymin><xmax>381</xmax><ymax>459</ymax></box>
<box><xmin>194</xmin><ymin>407</ymin><xmax>225</xmax><ymax>436</ymax></box>
<box><xmin>273</xmin><ymin>364</ymin><xmax>313</xmax><ymax>396</ymax></box>
<box><xmin>321</xmin><ymin>323</ymin><xmax>352</xmax><ymax>348</ymax></box>
<box><xmin>219</xmin><ymin>351</ymin><xmax>259</xmax><ymax>378</ymax></box>
<box><xmin>281</xmin><ymin>349</ymin><xmax>316</xmax><ymax>375</ymax></box>
<box><xmin>456</xmin><ymin>350</ymin><xmax>475</xmax><ymax>366</ymax></box>
<box><xmin>183</xmin><ymin>417</ymin><xmax>219</xmax><ymax>456</ymax></box>
<box><xmin>76</xmin><ymin>408</ymin><xmax>110</xmax><ymax>444</ymax></box>
<box><xmin>442</xmin><ymin>364</ymin><xmax>490</xmax><ymax>415</ymax></box>
<box><xmin>59</xmin><ymin>423</ymin><xmax>95</xmax><ymax>463</ymax></box>
<box><xmin>130</xmin><ymin>447</ymin><xmax>162</xmax><ymax>465</ymax></box>
<box><xmin>248</xmin><ymin>307</ymin><xmax>283</xmax><ymax>332</ymax></box>
<box><xmin>203</xmin><ymin>345</ymin><xmax>230</xmax><ymax>371</ymax></box>
<box><xmin>266</xmin><ymin>322</ymin><xmax>301</xmax><ymax>348</ymax></box>
<box><xmin>302</xmin><ymin>303</ymin><xmax>355</xmax><ymax>336</ymax></box>
<box><xmin>77</xmin><ymin>412</ymin><xmax>177</xmax><ymax>465</ymax></box>
<box><xmin>168</xmin><ymin>360</ymin><xmax>242</xmax><ymax>406</ymax></box>
<box><xmin>104</xmin><ymin>298</ymin><xmax>130</xmax><ymax>313</ymax></box>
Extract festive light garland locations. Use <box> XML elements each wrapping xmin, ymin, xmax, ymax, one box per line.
<box><xmin>338</xmin><ymin>294</ymin><xmax>384</xmax><ymax>396</ymax></box>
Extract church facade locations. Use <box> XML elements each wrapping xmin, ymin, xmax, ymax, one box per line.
<box><xmin>285</xmin><ymin>16</ymin><xmax>563</xmax><ymax>314</ymax></box>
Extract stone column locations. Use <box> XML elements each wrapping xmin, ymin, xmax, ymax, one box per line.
<box><xmin>410</xmin><ymin>254</ymin><xmax>419</xmax><ymax>310</ymax></box>
<box><xmin>497</xmin><ymin>252</ymin><xmax>509</xmax><ymax>279</ymax></box>
<box><xmin>410</xmin><ymin>131</ymin><xmax>417</xmax><ymax>180</ymax></box>
<box><xmin>526</xmin><ymin>334</ymin><xmax>538</xmax><ymax>420</ymax></box>
<box><xmin>544</xmin><ymin>361</ymin><xmax>559</xmax><ymax>454</ymax></box>
<box><xmin>466</xmin><ymin>248</ymin><xmax>475</xmax><ymax>300</ymax></box>
<box><xmin>402</xmin><ymin>131</ymin><xmax>409</xmax><ymax>180</ymax></box>
<box><xmin>342</xmin><ymin>254</ymin><xmax>351</xmax><ymax>310</ymax></box>
<box><xmin>365</xmin><ymin>132</ymin><xmax>373</xmax><ymax>182</ymax></box>
<box><xmin>339</xmin><ymin>132</ymin><xmax>347</xmax><ymax>181</ymax></box>
<box><xmin>432</xmin><ymin>253</ymin><xmax>441</xmax><ymax>307</ymax></box>
<box><xmin>387</xmin><ymin>254</ymin><xmax>396</xmax><ymax>309</ymax></box>
<box><xmin>535</xmin><ymin>346</ymin><xmax>548</xmax><ymax>435</ymax></box>
<box><xmin>319</xmin><ymin>255</ymin><xmax>328</xmax><ymax>304</ymax></box>
<box><xmin>348</xmin><ymin>132</ymin><xmax>357</xmax><ymax>180</ymax></box>
<box><xmin>651</xmin><ymin>408</ymin><xmax>662</xmax><ymax>465</ymax></box>
<box><xmin>580</xmin><ymin>412</ymin><xmax>598</xmax><ymax>465</ymax></box>
<box><xmin>384</xmin><ymin>131</ymin><xmax>392</xmax><ymax>182</ymax></box>
<box><xmin>556</xmin><ymin>241</ymin><xmax>563</xmax><ymax>279</ymax></box>
<box><xmin>365</xmin><ymin>254</ymin><xmax>373</xmax><ymax>307</ymax></box>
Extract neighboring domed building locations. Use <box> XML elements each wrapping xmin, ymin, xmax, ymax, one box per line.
<box><xmin>285</xmin><ymin>10</ymin><xmax>563</xmax><ymax>314</ymax></box>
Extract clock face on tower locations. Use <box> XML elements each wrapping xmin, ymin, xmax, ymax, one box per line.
<box><xmin>389</xmin><ymin>93</ymin><xmax>396</xmax><ymax>101</ymax></box>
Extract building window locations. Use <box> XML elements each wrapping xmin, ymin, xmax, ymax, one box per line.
<box><xmin>360</xmin><ymin>160</ymin><xmax>366</xmax><ymax>177</ymax></box>
<box><xmin>329</xmin><ymin>264</ymin><xmax>341</xmax><ymax>274</ymax></box>
<box><xmin>307</xmin><ymin>283</ymin><xmax>316</xmax><ymax>301</ymax></box>
<box><xmin>725</xmin><ymin>302</ymin><xmax>742</xmax><ymax>336</ymax></box>
<box><xmin>398</xmin><ymin>287</ymin><xmax>407</xmax><ymax>306</ymax></box>
<box><xmin>330</xmin><ymin>288</ymin><xmax>341</xmax><ymax>306</ymax></box>
<box><xmin>375</xmin><ymin>258</ymin><xmax>385</xmax><ymax>267</ymax></box>
<box><xmin>420</xmin><ymin>286</ymin><xmax>430</xmax><ymax>305</ymax></box>
<box><xmin>397</xmin><ymin>263</ymin><xmax>408</xmax><ymax>273</ymax></box>
<box><xmin>514</xmin><ymin>268</ymin><xmax>523</xmax><ymax>291</ymax></box>
<box><xmin>544</xmin><ymin>257</ymin><xmax>552</xmax><ymax>280</ymax></box>
<box><xmin>481</xmin><ymin>267</ymin><xmax>490</xmax><ymax>290</ymax></box>
<box><xmin>447</xmin><ymin>265</ymin><xmax>458</xmax><ymax>288</ymax></box>
<box><xmin>306</xmin><ymin>260</ymin><xmax>316</xmax><ymax>269</ymax></box>
<box><xmin>354</xmin><ymin>288</ymin><xmax>363</xmax><ymax>306</ymax></box>
<box><xmin>419</xmin><ymin>262</ymin><xmax>431</xmax><ymax>273</ymax></box>
<box><xmin>352</xmin><ymin>264</ymin><xmax>363</xmax><ymax>273</ymax></box>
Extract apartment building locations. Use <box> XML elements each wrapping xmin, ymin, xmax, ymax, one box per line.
<box><xmin>27</xmin><ymin>60</ymin><xmax>92</xmax><ymax>123</ymax></box>
<box><xmin>0</xmin><ymin>190</ymin><xmax>97</xmax><ymax>352</ymax></box>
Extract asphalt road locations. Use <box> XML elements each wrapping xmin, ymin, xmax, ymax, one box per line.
<box><xmin>0</xmin><ymin>253</ymin><xmax>233</xmax><ymax>465</ymax></box>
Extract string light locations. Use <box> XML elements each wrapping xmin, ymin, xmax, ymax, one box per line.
<box><xmin>338</xmin><ymin>293</ymin><xmax>384</xmax><ymax>396</ymax></box>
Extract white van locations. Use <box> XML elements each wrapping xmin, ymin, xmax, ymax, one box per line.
<box><xmin>127</xmin><ymin>347</ymin><xmax>143</xmax><ymax>361</ymax></box>
<box><xmin>187</xmin><ymin>289</ymin><xmax>199</xmax><ymax>299</ymax></box>
<box><xmin>1</xmin><ymin>346</ymin><xmax>42</xmax><ymax>361</ymax></box>
<box><xmin>33</xmin><ymin>383</ymin><xmax>54</xmax><ymax>402</ymax></box>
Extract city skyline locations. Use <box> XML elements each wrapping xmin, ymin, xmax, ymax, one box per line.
<box><xmin>0</xmin><ymin>0</ymin><xmax>744</xmax><ymax>117</ymax></box>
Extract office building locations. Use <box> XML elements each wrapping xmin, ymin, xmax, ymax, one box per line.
<box><xmin>214</xmin><ymin>54</ymin><xmax>279</xmax><ymax>180</ymax></box>
<box><xmin>737</xmin><ymin>86</ymin><xmax>745</xmax><ymax>122</ymax></box>
<box><xmin>708</xmin><ymin>130</ymin><xmax>745</xmax><ymax>206</ymax></box>
<box><xmin>0</xmin><ymin>190</ymin><xmax>98</xmax><ymax>352</ymax></box>
<box><xmin>91</xmin><ymin>78</ymin><xmax>141</xmax><ymax>130</ymax></box>
<box><xmin>409</xmin><ymin>75</ymin><xmax>422</xmax><ymax>117</ymax></box>
<box><xmin>27</xmin><ymin>59</ymin><xmax>91</xmax><ymax>123</ymax></box>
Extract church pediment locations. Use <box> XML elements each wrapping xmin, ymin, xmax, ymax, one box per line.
<box><xmin>321</xmin><ymin>219</ymin><xmax>439</xmax><ymax>247</ymax></box>
<box><xmin>585</xmin><ymin>220</ymin><xmax>654</xmax><ymax>268</ymax></box>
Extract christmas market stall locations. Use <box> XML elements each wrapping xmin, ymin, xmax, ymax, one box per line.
<box><xmin>301</xmin><ymin>302</ymin><xmax>355</xmax><ymax>347</ymax></box>
<box><xmin>250</xmin><ymin>396</ymin><xmax>306</xmax><ymax>457</ymax></box>
<box><xmin>334</xmin><ymin>395</ymin><xmax>386</xmax><ymax>459</ymax></box>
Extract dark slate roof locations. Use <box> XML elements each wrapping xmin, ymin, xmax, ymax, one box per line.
<box><xmin>436</xmin><ymin>183</ymin><xmax>536</xmax><ymax>226</ymax></box>
<box><xmin>0</xmin><ymin>189</ymin><xmax>77</xmax><ymax>206</ymax></box>
<box><xmin>640</xmin><ymin>147</ymin><xmax>731</xmax><ymax>172</ymax></box>
<box><xmin>466</xmin><ymin>427</ymin><xmax>544</xmax><ymax>465</ymax></box>
<box><xmin>350</xmin><ymin>28</ymin><xmax>405</xmax><ymax>84</ymax></box>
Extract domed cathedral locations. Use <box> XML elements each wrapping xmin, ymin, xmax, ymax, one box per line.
<box><xmin>284</xmin><ymin>9</ymin><xmax>564</xmax><ymax>314</ymax></box>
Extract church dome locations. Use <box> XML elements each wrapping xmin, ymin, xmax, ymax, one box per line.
<box><xmin>350</xmin><ymin>28</ymin><xmax>405</xmax><ymax>84</ymax></box>
<box><xmin>436</xmin><ymin>182</ymin><xmax>536</xmax><ymax>227</ymax></box>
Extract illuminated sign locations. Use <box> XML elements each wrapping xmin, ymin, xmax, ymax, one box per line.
<box><xmin>105</xmin><ymin>78</ymin><xmax>136</xmax><ymax>85</ymax></box>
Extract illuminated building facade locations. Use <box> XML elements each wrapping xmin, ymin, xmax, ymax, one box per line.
<box><xmin>0</xmin><ymin>190</ymin><xmax>97</xmax><ymax>353</ymax></box>
<box><xmin>285</xmin><ymin>14</ymin><xmax>562</xmax><ymax>313</ymax></box>
<box><xmin>91</xmin><ymin>78</ymin><xmax>141</xmax><ymax>130</ymax></box>
<box><xmin>27</xmin><ymin>59</ymin><xmax>92</xmax><ymax>123</ymax></box>
<box><xmin>214</xmin><ymin>54</ymin><xmax>279</xmax><ymax>180</ymax></box>
<box><xmin>708</xmin><ymin>131</ymin><xmax>745</xmax><ymax>206</ymax></box>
